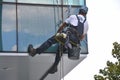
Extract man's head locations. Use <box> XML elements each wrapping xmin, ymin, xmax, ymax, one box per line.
<box><xmin>79</xmin><ymin>6</ymin><xmax>88</xmax><ymax>15</ymax></box>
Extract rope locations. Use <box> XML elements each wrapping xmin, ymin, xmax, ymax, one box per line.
<box><xmin>54</xmin><ymin>0</ymin><xmax>72</xmax><ymax>79</ymax></box>
<box><xmin>66</xmin><ymin>0</ymin><xmax>72</xmax><ymax>17</ymax></box>
<box><xmin>60</xmin><ymin>0</ymin><xmax>65</xmax><ymax>79</ymax></box>
<box><xmin>54</xmin><ymin>0</ymin><xmax>61</xmax><ymax>32</ymax></box>
<box><xmin>59</xmin><ymin>44</ymin><xmax>64</xmax><ymax>80</ymax></box>
<box><xmin>53</xmin><ymin>0</ymin><xmax>57</xmax><ymax>32</ymax></box>
<box><xmin>59</xmin><ymin>0</ymin><xmax>72</xmax><ymax>80</ymax></box>
<box><xmin>53</xmin><ymin>0</ymin><xmax>64</xmax><ymax>80</ymax></box>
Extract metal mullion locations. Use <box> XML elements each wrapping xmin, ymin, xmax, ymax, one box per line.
<box><xmin>0</xmin><ymin>0</ymin><xmax>2</xmax><ymax>51</ymax></box>
<box><xmin>15</xmin><ymin>0</ymin><xmax>18</xmax><ymax>52</ymax></box>
<box><xmin>0</xmin><ymin>2</ymin><xmax>81</xmax><ymax>7</ymax></box>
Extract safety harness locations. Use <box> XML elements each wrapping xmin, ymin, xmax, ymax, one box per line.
<box><xmin>55</xmin><ymin>15</ymin><xmax>86</xmax><ymax>46</ymax></box>
<box><xmin>55</xmin><ymin>15</ymin><xmax>86</xmax><ymax>60</ymax></box>
<box><xmin>70</xmin><ymin>15</ymin><xmax>86</xmax><ymax>39</ymax></box>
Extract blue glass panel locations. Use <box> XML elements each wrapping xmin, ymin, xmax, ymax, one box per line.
<box><xmin>18</xmin><ymin>0</ymin><xmax>60</xmax><ymax>4</ymax></box>
<box><xmin>2</xmin><ymin>0</ymin><xmax>15</xmax><ymax>2</ymax></box>
<box><xmin>17</xmin><ymin>5</ymin><xmax>58</xmax><ymax>52</ymax></box>
<box><xmin>18</xmin><ymin>0</ymin><xmax>82</xmax><ymax>5</ymax></box>
<box><xmin>0</xmin><ymin>4</ymin><xmax>2</xmax><ymax>51</ymax></box>
<box><xmin>79</xmin><ymin>0</ymin><xmax>85</xmax><ymax>5</ymax></box>
<box><xmin>0</xmin><ymin>0</ymin><xmax>87</xmax><ymax>53</ymax></box>
<box><xmin>2</xmin><ymin>4</ymin><xmax>17</xmax><ymax>51</ymax></box>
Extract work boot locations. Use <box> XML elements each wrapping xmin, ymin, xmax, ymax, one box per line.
<box><xmin>48</xmin><ymin>65</ymin><xmax>58</xmax><ymax>74</ymax></box>
<box><xmin>27</xmin><ymin>44</ymin><xmax>37</xmax><ymax>57</ymax></box>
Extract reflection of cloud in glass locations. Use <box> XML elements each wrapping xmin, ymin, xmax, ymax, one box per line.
<box><xmin>18</xmin><ymin>0</ymin><xmax>54</xmax><ymax>4</ymax></box>
<box><xmin>2</xmin><ymin>4</ymin><xmax>55</xmax><ymax>36</ymax></box>
<box><xmin>12</xmin><ymin>45</ymin><xmax>17</xmax><ymax>51</ymax></box>
<box><xmin>1</xmin><ymin>2</ymin><xmax>88</xmax><ymax>53</ymax></box>
<box><xmin>2</xmin><ymin>5</ymin><xmax>16</xmax><ymax>32</ymax></box>
<box><xmin>18</xmin><ymin>6</ymin><xmax>55</xmax><ymax>36</ymax></box>
<box><xmin>3</xmin><ymin>0</ymin><xmax>15</xmax><ymax>2</ymax></box>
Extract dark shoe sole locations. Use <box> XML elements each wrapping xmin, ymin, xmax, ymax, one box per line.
<box><xmin>28</xmin><ymin>44</ymin><xmax>36</xmax><ymax>57</ymax></box>
<box><xmin>48</xmin><ymin>65</ymin><xmax>58</xmax><ymax>74</ymax></box>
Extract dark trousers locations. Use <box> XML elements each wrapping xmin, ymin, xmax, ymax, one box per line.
<box><xmin>36</xmin><ymin>35</ymin><xmax>66</xmax><ymax>66</ymax></box>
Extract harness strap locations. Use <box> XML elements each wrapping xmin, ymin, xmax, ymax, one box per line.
<box><xmin>76</xmin><ymin>15</ymin><xmax>86</xmax><ymax>35</ymax></box>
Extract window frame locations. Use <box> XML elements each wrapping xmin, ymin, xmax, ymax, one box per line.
<box><xmin>0</xmin><ymin>0</ymin><xmax>88</xmax><ymax>54</ymax></box>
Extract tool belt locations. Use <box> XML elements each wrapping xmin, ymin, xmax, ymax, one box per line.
<box><xmin>55</xmin><ymin>27</ymin><xmax>80</xmax><ymax>46</ymax></box>
<box><xmin>55</xmin><ymin>27</ymin><xmax>81</xmax><ymax>60</ymax></box>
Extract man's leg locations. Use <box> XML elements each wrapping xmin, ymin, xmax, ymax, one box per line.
<box><xmin>28</xmin><ymin>35</ymin><xmax>58</xmax><ymax>57</ymax></box>
<box><xmin>48</xmin><ymin>45</ymin><xmax>66</xmax><ymax>74</ymax></box>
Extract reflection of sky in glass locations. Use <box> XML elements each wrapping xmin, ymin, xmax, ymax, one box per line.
<box><xmin>2</xmin><ymin>0</ymin><xmax>15</xmax><ymax>2</ymax></box>
<box><xmin>3</xmin><ymin>0</ymin><xmax>83</xmax><ymax>5</ymax></box>
<box><xmin>2</xmin><ymin>4</ymin><xmax>16</xmax><ymax>51</ymax></box>
<box><xmin>18</xmin><ymin>0</ymin><xmax>55</xmax><ymax>4</ymax></box>
<box><xmin>2</xmin><ymin>5</ymin><xmax>16</xmax><ymax>32</ymax></box>
<box><xmin>1</xmin><ymin>0</ymin><xmax>88</xmax><ymax>53</ymax></box>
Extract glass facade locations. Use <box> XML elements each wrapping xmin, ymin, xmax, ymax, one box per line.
<box><xmin>0</xmin><ymin>1</ymin><xmax>2</xmax><ymax>51</ymax></box>
<box><xmin>0</xmin><ymin>0</ymin><xmax>88</xmax><ymax>53</ymax></box>
<box><xmin>1</xmin><ymin>0</ymin><xmax>85</xmax><ymax>5</ymax></box>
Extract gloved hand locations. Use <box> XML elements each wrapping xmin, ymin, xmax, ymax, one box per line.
<box><xmin>56</xmin><ymin>33</ymin><xmax>67</xmax><ymax>38</ymax></box>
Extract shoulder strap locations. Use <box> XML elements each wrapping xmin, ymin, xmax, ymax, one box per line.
<box><xmin>76</xmin><ymin>15</ymin><xmax>86</xmax><ymax>23</ymax></box>
<box><xmin>83</xmin><ymin>18</ymin><xmax>86</xmax><ymax>23</ymax></box>
<box><xmin>76</xmin><ymin>15</ymin><xmax>86</xmax><ymax>36</ymax></box>
<box><xmin>76</xmin><ymin>15</ymin><xmax>80</xmax><ymax>23</ymax></box>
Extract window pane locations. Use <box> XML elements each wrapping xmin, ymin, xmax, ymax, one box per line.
<box><xmin>18</xmin><ymin>0</ymin><xmax>84</xmax><ymax>5</ymax></box>
<box><xmin>64</xmin><ymin>0</ymin><xmax>83</xmax><ymax>5</ymax></box>
<box><xmin>0</xmin><ymin>0</ymin><xmax>85</xmax><ymax>5</ymax></box>
<box><xmin>18</xmin><ymin>5</ymin><xmax>59</xmax><ymax>52</ymax></box>
<box><xmin>2</xmin><ymin>4</ymin><xmax>17</xmax><ymax>51</ymax></box>
<box><xmin>0</xmin><ymin>0</ymin><xmax>88</xmax><ymax>53</ymax></box>
<box><xmin>18</xmin><ymin>0</ymin><xmax>59</xmax><ymax>4</ymax></box>
<box><xmin>0</xmin><ymin>4</ymin><xmax>2</xmax><ymax>51</ymax></box>
<box><xmin>1</xmin><ymin>0</ymin><xmax>15</xmax><ymax>2</ymax></box>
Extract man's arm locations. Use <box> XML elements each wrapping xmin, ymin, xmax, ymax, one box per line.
<box><xmin>57</xmin><ymin>22</ymin><xmax>67</xmax><ymax>33</ymax></box>
<box><xmin>80</xmin><ymin>20</ymin><xmax>89</xmax><ymax>40</ymax></box>
<box><xmin>80</xmin><ymin>34</ymin><xmax>85</xmax><ymax>40</ymax></box>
